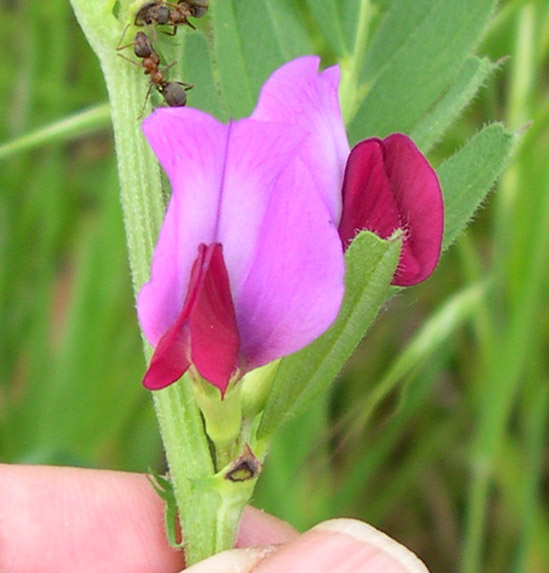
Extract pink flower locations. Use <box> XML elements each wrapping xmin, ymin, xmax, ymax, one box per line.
<box><xmin>138</xmin><ymin>56</ymin><xmax>443</xmax><ymax>393</ymax></box>
<box><xmin>138</xmin><ymin>108</ymin><xmax>345</xmax><ymax>394</ymax></box>
<box><xmin>253</xmin><ymin>57</ymin><xmax>444</xmax><ymax>287</ymax></box>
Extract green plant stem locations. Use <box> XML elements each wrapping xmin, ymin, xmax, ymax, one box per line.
<box><xmin>152</xmin><ymin>379</ymin><xmax>219</xmax><ymax>563</ymax></box>
<box><xmin>69</xmin><ymin>0</ymin><xmax>257</xmax><ymax>564</ymax></box>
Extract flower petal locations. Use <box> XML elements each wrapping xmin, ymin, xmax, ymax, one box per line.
<box><xmin>235</xmin><ymin>158</ymin><xmax>345</xmax><ymax>370</ymax></box>
<box><xmin>189</xmin><ymin>243</ymin><xmax>240</xmax><ymax>394</ymax></box>
<box><xmin>138</xmin><ymin>109</ymin><xmax>307</xmax><ymax>346</ymax></box>
<box><xmin>138</xmin><ymin>108</ymin><xmax>228</xmax><ymax>345</ymax></box>
<box><xmin>338</xmin><ymin>139</ymin><xmax>402</xmax><ymax>243</ymax></box>
<box><xmin>252</xmin><ymin>56</ymin><xmax>349</xmax><ymax>222</ymax></box>
<box><xmin>215</xmin><ymin>119</ymin><xmax>309</xmax><ymax>296</ymax></box>
<box><xmin>339</xmin><ymin>135</ymin><xmax>444</xmax><ymax>286</ymax></box>
<box><xmin>143</xmin><ymin>243</ymin><xmax>240</xmax><ymax>392</ymax></box>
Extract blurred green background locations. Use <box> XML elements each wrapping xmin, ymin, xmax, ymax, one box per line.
<box><xmin>1</xmin><ymin>0</ymin><xmax>548</xmax><ymax>571</ymax></box>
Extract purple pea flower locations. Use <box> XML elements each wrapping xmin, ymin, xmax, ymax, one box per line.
<box><xmin>252</xmin><ymin>57</ymin><xmax>444</xmax><ymax>287</ymax></box>
<box><xmin>138</xmin><ymin>106</ymin><xmax>345</xmax><ymax>394</ymax></box>
<box><xmin>138</xmin><ymin>56</ymin><xmax>443</xmax><ymax>394</ymax></box>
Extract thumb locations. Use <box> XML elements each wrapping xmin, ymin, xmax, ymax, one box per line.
<box><xmin>185</xmin><ymin>518</ymin><xmax>429</xmax><ymax>573</ymax></box>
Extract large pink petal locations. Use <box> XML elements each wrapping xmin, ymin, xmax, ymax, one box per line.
<box><xmin>215</xmin><ymin>119</ymin><xmax>309</xmax><ymax>296</ymax></box>
<box><xmin>138</xmin><ymin>110</ymin><xmax>306</xmax><ymax>346</ymax></box>
<box><xmin>252</xmin><ymin>56</ymin><xmax>349</xmax><ymax>223</ymax></box>
<box><xmin>139</xmin><ymin>98</ymin><xmax>346</xmax><ymax>389</ymax></box>
<box><xmin>138</xmin><ymin>109</ymin><xmax>228</xmax><ymax>345</ymax></box>
<box><xmin>236</xmin><ymin>158</ymin><xmax>345</xmax><ymax>370</ymax></box>
<box><xmin>339</xmin><ymin>135</ymin><xmax>443</xmax><ymax>286</ymax></box>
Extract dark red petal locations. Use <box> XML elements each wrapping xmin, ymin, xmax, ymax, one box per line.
<box><xmin>188</xmin><ymin>243</ymin><xmax>240</xmax><ymax>396</ymax></box>
<box><xmin>382</xmin><ymin>134</ymin><xmax>444</xmax><ymax>285</ymax></box>
<box><xmin>143</xmin><ymin>243</ymin><xmax>240</xmax><ymax>393</ymax></box>
<box><xmin>339</xmin><ymin>138</ymin><xmax>401</xmax><ymax>245</ymax></box>
<box><xmin>339</xmin><ymin>135</ymin><xmax>443</xmax><ymax>286</ymax></box>
<box><xmin>142</xmin><ymin>323</ymin><xmax>191</xmax><ymax>391</ymax></box>
<box><xmin>142</xmin><ymin>245</ymin><xmax>206</xmax><ymax>390</ymax></box>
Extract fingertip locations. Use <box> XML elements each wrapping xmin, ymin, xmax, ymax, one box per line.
<box><xmin>237</xmin><ymin>506</ymin><xmax>299</xmax><ymax>547</ymax></box>
<box><xmin>249</xmin><ymin>518</ymin><xmax>429</xmax><ymax>572</ymax></box>
<box><xmin>311</xmin><ymin>519</ymin><xmax>429</xmax><ymax>572</ymax></box>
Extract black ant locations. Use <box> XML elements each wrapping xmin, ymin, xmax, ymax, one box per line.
<box><xmin>134</xmin><ymin>0</ymin><xmax>207</xmax><ymax>33</ymax></box>
<box><xmin>118</xmin><ymin>31</ymin><xmax>192</xmax><ymax>114</ymax></box>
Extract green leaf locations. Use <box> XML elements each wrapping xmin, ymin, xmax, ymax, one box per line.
<box><xmin>305</xmin><ymin>0</ymin><xmax>347</xmax><ymax>56</ymax></box>
<box><xmin>438</xmin><ymin>123</ymin><xmax>515</xmax><ymax>251</ymax></box>
<box><xmin>210</xmin><ymin>0</ymin><xmax>314</xmax><ymax>118</ymax></box>
<box><xmin>182</xmin><ymin>31</ymin><xmax>227</xmax><ymax>121</ymax></box>
<box><xmin>232</xmin><ymin>1</ymin><xmax>310</xmax><ymax>95</ymax></box>
<box><xmin>347</xmin><ymin>0</ymin><xmax>497</xmax><ymax>142</ymax></box>
<box><xmin>257</xmin><ymin>231</ymin><xmax>401</xmax><ymax>440</ymax></box>
<box><xmin>411</xmin><ymin>56</ymin><xmax>499</xmax><ymax>152</ymax></box>
<box><xmin>342</xmin><ymin>0</ymin><xmax>377</xmax><ymax>55</ymax></box>
<box><xmin>259</xmin><ymin>0</ymin><xmax>313</xmax><ymax>61</ymax></box>
<box><xmin>211</xmin><ymin>0</ymin><xmax>255</xmax><ymax>118</ymax></box>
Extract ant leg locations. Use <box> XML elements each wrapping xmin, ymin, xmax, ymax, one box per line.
<box><xmin>161</xmin><ymin>60</ymin><xmax>178</xmax><ymax>74</ymax></box>
<box><xmin>162</xmin><ymin>25</ymin><xmax>178</xmax><ymax>36</ymax></box>
<box><xmin>116</xmin><ymin>24</ymin><xmax>132</xmax><ymax>51</ymax></box>
<box><xmin>138</xmin><ymin>83</ymin><xmax>155</xmax><ymax>119</ymax></box>
<box><xmin>116</xmin><ymin>53</ymin><xmax>141</xmax><ymax>67</ymax></box>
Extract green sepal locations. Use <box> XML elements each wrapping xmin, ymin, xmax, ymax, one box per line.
<box><xmin>240</xmin><ymin>360</ymin><xmax>280</xmax><ymax>419</ymax></box>
<box><xmin>190</xmin><ymin>375</ymin><xmax>243</xmax><ymax>456</ymax></box>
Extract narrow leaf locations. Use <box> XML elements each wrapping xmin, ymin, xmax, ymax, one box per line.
<box><xmin>257</xmin><ymin>231</ymin><xmax>401</xmax><ymax>440</ymax></box>
<box><xmin>338</xmin><ymin>0</ymin><xmax>364</xmax><ymax>53</ymax></box>
<box><xmin>438</xmin><ymin>123</ymin><xmax>515</xmax><ymax>251</ymax></box>
<box><xmin>0</xmin><ymin>104</ymin><xmax>111</xmax><ymax>161</ymax></box>
<box><xmin>261</xmin><ymin>0</ymin><xmax>313</xmax><ymax>60</ymax></box>
<box><xmin>182</xmin><ymin>31</ymin><xmax>227</xmax><ymax>121</ymax></box>
<box><xmin>305</xmin><ymin>0</ymin><xmax>347</xmax><ymax>56</ymax></box>
<box><xmin>411</xmin><ymin>56</ymin><xmax>499</xmax><ymax>152</ymax></box>
<box><xmin>210</xmin><ymin>0</ymin><xmax>313</xmax><ymax>117</ymax></box>
<box><xmin>232</xmin><ymin>0</ymin><xmax>308</xmax><ymax>95</ymax></box>
<box><xmin>211</xmin><ymin>0</ymin><xmax>255</xmax><ymax>117</ymax></box>
<box><xmin>347</xmin><ymin>0</ymin><xmax>497</xmax><ymax>142</ymax></box>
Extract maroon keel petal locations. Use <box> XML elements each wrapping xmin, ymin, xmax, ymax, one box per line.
<box><xmin>143</xmin><ymin>243</ymin><xmax>240</xmax><ymax>393</ymax></box>
<box><xmin>189</xmin><ymin>243</ymin><xmax>240</xmax><ymax>395</ymax></box>
<box><xmin>339</xmin><ymin>135</ymin><xmax>443</xmax><ymax>286</ymax></box>
<box><xmin>339</xmin><ymin>139</ymin><xmax>401</xmax><ymax>245</ymax></box>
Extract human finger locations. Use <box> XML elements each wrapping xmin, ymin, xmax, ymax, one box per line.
<box><xmin>0</xmin><ymin>464</ymin><xmax>297</xmax><ymax>572</ymax></box>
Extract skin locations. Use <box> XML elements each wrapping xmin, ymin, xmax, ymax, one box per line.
<box><xmin>0</xmin><ymin>464</ymin><xmax>428</xmax><ymax>572</ymax></box>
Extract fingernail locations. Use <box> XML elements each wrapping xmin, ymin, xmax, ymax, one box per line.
<box><xmin>183</xmin><ymin>545</ymin><xmax>276</xmax><ymax>573</ymax></box>
<box><xmin>312</xmin><ymin>519</ymin><xmax>429</xmax><ymax>572</ymax></box>
<box><xmin>249</xmin><ymin>518</ymin><xmax>429</xmax><ymax>572</ymax></box>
